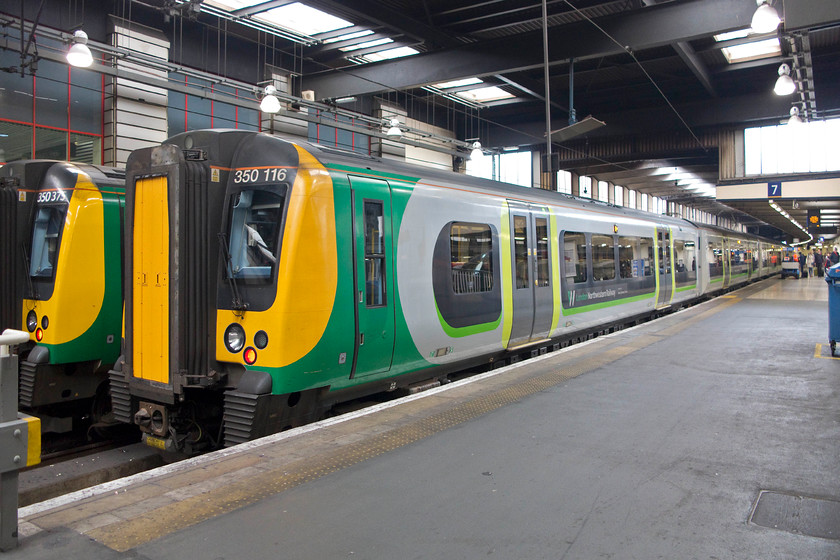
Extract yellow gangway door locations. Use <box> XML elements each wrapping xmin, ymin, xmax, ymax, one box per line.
<box><xmin>132</xmin><ymin>176</ymin><xmax>170</xmax><ymax>384</ymax></box>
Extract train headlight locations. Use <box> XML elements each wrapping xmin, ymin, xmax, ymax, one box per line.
<box><xmin>27</xmin><ymin>310</ymin><xmax>37</xmax><ymax>332</ymax></box>
<box><xmin>224</xmin><ymin>323</ymin><xmax>246</xmax><ymax>353</ymax></box>
<box><xmin>35</xmin><ymin>328</ymin><xmax>44</xmax><ymax>342</ymax></box>
<box><xmin>41</xmin><ymin>315</ymin><xmax>49</xmax><ymax>330</ymax></box>
<box><xmin>243</xmin><ymin>347</ymin><xmax>257</xmax><ymax>365</ymax></box>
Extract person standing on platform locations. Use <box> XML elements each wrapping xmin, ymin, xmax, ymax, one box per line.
<box><xmin>806</xmin><ymin>249</ymin><xmax>814</xmax><ymax>279</ymax></box>
<box><xmin>829</xmin><ymin>246</ymin><xmax>840</xmax><ymax>268</ymax></box>
<box><xmin>814</xmin><ymin>248</ymin><xmax>824</xmax><ymax>278</ymax></box>
<box><xmin>799</xmin><ymin>249</ymin><xmax>807</xmax><ymax>278</ymax></box>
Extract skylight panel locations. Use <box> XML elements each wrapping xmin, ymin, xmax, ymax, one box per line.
<box><xmin>322</xmin><ymin>30</ymin><xmax>374</xmax><ymax>44</ymax></box>
<box><xmin>714</xmin><ymin>29</ymin><xmax>751</xmax><ymax>42</ymax></box>
<box><xmin>254</xmin><ymin>2</ymin><xmax>352</xmax><ymax>36</ymax></box>
<box><xmin>339</xmin><ymin>38</ymin><xmax>393</xmax><ymax>52</ymax></box>
<box><xmin>455</xmin><ymin>86</ymin><xmax>514</xmax><ymax>103</ymax></box>
<box><xmin>721</xmin><ymin>37</ymin><xmax>780</xmax><ymax>63</ymax></box>
<box><xmin>360</xmin><ymin>46</ymin><xmax>419</xmax><ymax>62</ymax></box>
<box><xmin>434</xmin><ymin>77</ymin><xmax>484</xmax><ymax>89</ymax></box>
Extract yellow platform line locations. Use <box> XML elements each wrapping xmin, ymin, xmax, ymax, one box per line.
<box><xmin>814</xmin><ymin>343</ymin><xmax>840</xmax><ymax>360</ymax></box>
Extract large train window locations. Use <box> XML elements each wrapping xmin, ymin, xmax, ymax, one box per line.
<box><xmin>433</xmin><ymin>222</ymin><xmax>501</xmax><ymax>331</ymax></box>
<box><xmin>450</xmin><ymin>222</ymin><xmax>494</xmax><ymax>294</ymax></box>
<box><xmin>674</xmin><ymin>239</ymin><xmax>697</xmax><ymax>287</ymax></box>
<box><xmin>227</xmin><ymin>189</ymin><xmax>285</xmax><ymax>280</ymax></box>
<box><xmin>592</xmin><ymin>234</ymin><xmax>615</xmax><ymax>281</ymax></box>
<box><xmin>563</xmin><ymin>232</ymin><xmax>587</xmax><ymax>283</ymax></box>
<box><xmin>618</xmin><ymin>236</ymin><xmax>654</xmax><ymax>279</ymax></box>
<box><xmin>30</xmin><ymin>205</ymin><xmax>68</xmax><ymax>278</ymax></box>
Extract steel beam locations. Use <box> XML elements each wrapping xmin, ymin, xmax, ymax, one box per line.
<box><xmin>304</xmin><ymin>0</ymin><xmax>757</xmax><ymax>99</ymax></box>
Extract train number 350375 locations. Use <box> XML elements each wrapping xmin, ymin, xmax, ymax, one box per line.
<box><xmin>234</xmin><ymin>167</ymin><xmax>287</xmax><ymax>184</ymax></box>
<box><xmin>37</xmin><ymin>190</ymin><xmax>68</xmax><ymax>203</ymax></box>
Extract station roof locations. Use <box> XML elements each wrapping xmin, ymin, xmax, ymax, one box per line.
<box><xmin>9</xmin><ymin>0</ymin><xmax>840</xmax><ymax>241</ymax></box>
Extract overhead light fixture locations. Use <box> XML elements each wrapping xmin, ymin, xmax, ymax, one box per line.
<box><xmin>259</xmin><ymin>85</ymin><xmax>281</xmax><ymax>113</ymax></box>
<box><xmin>751</xmin><ymin>0</ymin><xmax>781</xmax><ymax>34</ymax></box>
<box><xmin>66</xmin><ymin>30</ymin><xmax>93</xmax><ymax>68</ymax></box>
<box><xmin>774</xmin><ymin>63</ymin><xmax>796</xmax><ymax>96</ymax></box>
<box><xmin>788</xmin><ymin>106</ymin><xmax>802</xmax><ymax>125</ymax></box>
<box><xmin>385</xmin><ymin>118</ymin><xmax>402</xmax><ymax>137</ymax></box>
<box><xmin>470</xmin><ymin>141</ymin><xmax>484</xmax><ymax>160</ymax></box>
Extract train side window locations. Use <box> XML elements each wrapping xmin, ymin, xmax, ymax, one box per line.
<box><xmin>639</xmin><ymin>237</ymin><xmax>654</xmax><ymax>276</ymax></box>
<box><xmin>563</xmin><ymin>231</ymin><xmax>587</xmax><ymax>283</ymax></box>
<box><xmin>674</xmin><ymin>239</ymin><xmax>697</xmax><ymax>286</ymax></box>
<box><xmin>514</xmin><ymin>215</ymin><xmax>529</xmax><ymax>289</ymax></box>
<box><xmin>618</xmin><ymin>236</ymin><xmax>652</xmax><ymax>279</ymax></box>
<box><xmin>535</xmin><ymin>217</ymin><xmax>550</xmax><ymax>287</ymax></box>
<box><xmin>592</xmin><ymin>234</ymin><xmax>615</xmax><ymax>281</ymax></box>
<box><xmin>364</xmin><ymin>200</ymin><xmax>386</xmax><ymax>307</ymax></box>
<box><xmin>708</xmin><ymin>240</ymin><xmax>724</xmax><ymax>278</ymax></box>
<box><xmin>433</xmin><ymin>221</ymin><xmax>501</xmax><ymax>331</ymax></box>
<box><xmin>450</xmin><ymin>222</ymin><xmax>493</xmax><ymax>294</ymax></box>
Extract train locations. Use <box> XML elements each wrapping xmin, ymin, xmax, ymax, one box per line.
<box><xmin>0</xmin><ymin>160</ymin><xmax>125</xmax><ymax>431</ymax></box>
<box><xmin>108</xmin><ymin>129</ymin><xmax>783</xmax><ymax>454</ymax></box>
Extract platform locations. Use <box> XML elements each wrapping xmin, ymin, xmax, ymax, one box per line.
<box><xmin>7</xmin><ymin>276</ymin><xmax>840</xmax><ymax>559</ymax></box>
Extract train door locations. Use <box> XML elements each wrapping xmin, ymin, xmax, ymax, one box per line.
<box><xmin>655</xmin><ymin>226</ymin><xmax>673</xmax><ymax>308</ymax></box>
<box><xmin>349</xmin><ymin>175</ymin><xmax>395</xmax><ymax>377</ymax></box>
<box><xmin>508</xmin><ymin>202</ymin><xmax>553</xmax><ymax>348</ymax></box>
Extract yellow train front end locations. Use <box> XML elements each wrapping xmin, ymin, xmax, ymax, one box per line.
<box><xmin>2</xmin><ymin>161</ymin><xmax>124</xmax><ymax>424</ymax></box>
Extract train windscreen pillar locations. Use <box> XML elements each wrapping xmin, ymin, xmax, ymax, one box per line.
<box><xmin>0</xmin><ymin>329</ymin><xmax>41</xmax><ymax>552</ymax></box>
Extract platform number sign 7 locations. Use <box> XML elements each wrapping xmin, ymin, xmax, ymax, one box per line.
<box><xmin>768</xmin><ymin>181</ymin><xmax>782</xmax><ymax>198</ymax></box>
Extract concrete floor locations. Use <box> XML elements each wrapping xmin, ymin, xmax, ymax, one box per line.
<box><xmin>9</xmin><ymin>277</ymin><xmax>840</xmax><ymax>559</ymax></box>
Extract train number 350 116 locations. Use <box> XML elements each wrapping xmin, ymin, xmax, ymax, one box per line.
<box><xmin>234</xmin><ymin>167</ymin><xmax>287</xmax><ymax>184</ymax></box>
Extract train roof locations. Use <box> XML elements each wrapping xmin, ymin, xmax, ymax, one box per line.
<box><xmin>297</xmin><ymin>137</ymin><xmax>784</xmax><ymax>245</ymax></box>
<box><xmin>164</xmin><ymin>130</ymin><xmax>782</xmax><ymax>247</ymax></box>
<box><xmin>0</xmin><ymin>160</ymin><xmax>124</xmax><ymax>190</ymax></box>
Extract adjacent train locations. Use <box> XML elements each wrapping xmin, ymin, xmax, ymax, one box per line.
<box><xmin>109</xmin><ymin>129</ymin><xmax>783</xmax><ymax>454</ymax></box>
<box><xmin>0</xmin><ymin>160</ymin><xmax>125</xmax><ymax>427</ymax></box>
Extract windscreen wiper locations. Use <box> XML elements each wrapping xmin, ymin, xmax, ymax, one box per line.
<box><xmin>217</xmin><ymin>232</ymin><xmax>248</xmax><ymax>313</ymax></box>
